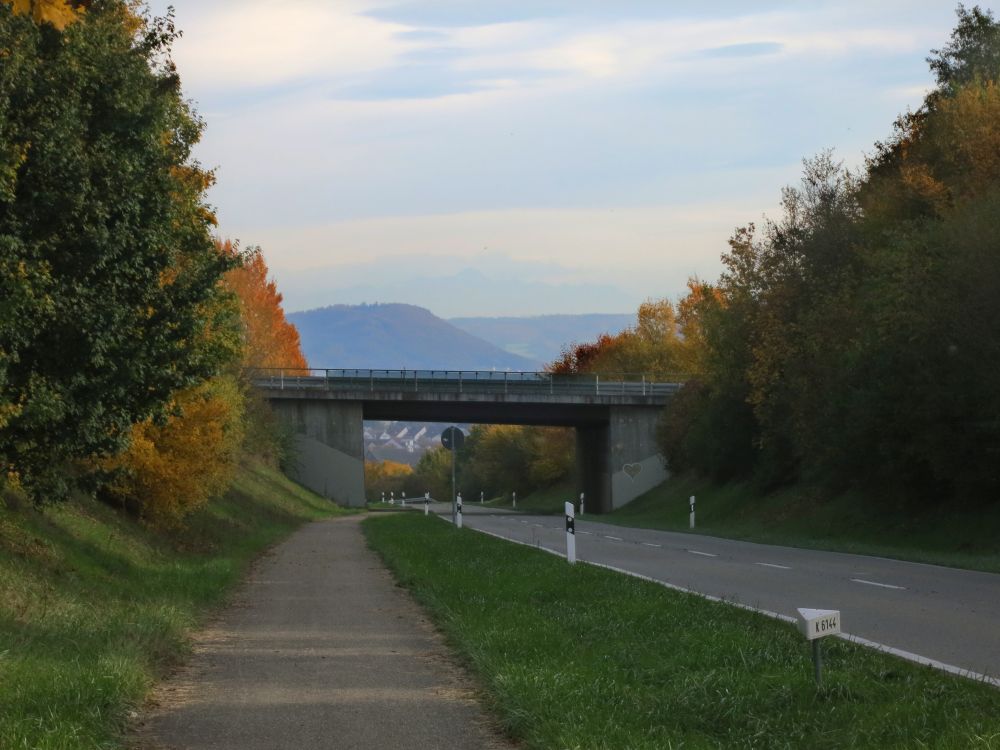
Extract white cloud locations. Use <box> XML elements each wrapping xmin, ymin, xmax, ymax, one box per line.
<box><xmin>450</xmin><ymin>12</ymin><xmax>936</xmax><ymax>89</ymax></box>
<box><xmin>171</xmin><ymin>0</ymin><xmax>412</xmax><ymax>90</ymax></box>
<box><xmin>167</xmin><ymin>2</ymin><xmax>941</xmax><ymax>101</ymax></box>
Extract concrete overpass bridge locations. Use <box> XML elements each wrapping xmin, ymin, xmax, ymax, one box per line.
<box><xmin>254</xmin><ymin>368</ymin><xmax>681</xmax><ymax>513</ymax></box>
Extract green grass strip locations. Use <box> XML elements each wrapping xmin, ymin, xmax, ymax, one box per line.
<box><xmin>364</xmin><ymin>513</ymin><xmax>1000</xmax><ymax>749</ymax></box>
<box><xmin>0</xmin><ymin>462</ymin><xmax>343</xmax><ymax>750</ymax></box>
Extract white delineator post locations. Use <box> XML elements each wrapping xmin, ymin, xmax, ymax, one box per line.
<box><xmin>689</xmin><ymin>496</ymin><xmax>696</xmax><ymax>529</ymax></box>
<box><xmin>456</xmin><ymin>493</ymin><xmax>463</xmax><ymax>529</ymax></box>
<box><xmin>424</xmin><ymin>491</ymin><xmax>430</xmax><ymax>516</ymax></box>
<box><xmin>579</xmin><ymin>492</ymin><xmax>585</xmax><ymax>515</ymax></box>
<box><xmin>381</xmin><ymin>492</ymin><xmax>385</xmax><ymax>503</ymax></box>
<box><xmin>512</xmin><ymin>491</ymin><xmax>517</xmax><ymax>509</ymax></box>
<box><xmin>565</xmin><ymin>501</ymin><xmax>576</xmax><ymax>564</ymax></box>
<box><xmin>480</xmin><ymin>491</ymin><xmax>484</xmax><ymax>504</ymax></box>
<box><xmin>390</xmin><ymin>491</ymin><xmax>395</xmax><ymax>505</ymax></box>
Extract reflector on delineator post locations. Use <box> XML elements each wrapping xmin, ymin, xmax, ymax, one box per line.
<box><xmin>565</xmin><ymin>501</ymin><xmax>576</xmax><ymax>564</ymax></box>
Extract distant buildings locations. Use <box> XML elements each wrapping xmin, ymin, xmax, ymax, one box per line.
<box><xmin>363</xmin><ymin>421</ymin><xmax>469</xmax><ymax>465</ymax></box>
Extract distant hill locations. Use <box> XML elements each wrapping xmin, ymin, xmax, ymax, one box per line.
<box><xmin>288</xmin><ymin>303</ymin><xmax>540</xmax><ymax>371</ymax></box>
<box><xmin>449</xmin><ymin>313</ymin><xmax>634</xmax><ymax>366</ymax></box>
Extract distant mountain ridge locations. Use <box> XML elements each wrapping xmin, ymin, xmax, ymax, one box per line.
<box><xmin>288</xmin><ymin>303</ymin><xmax>539</xmax><ymax>371</ymax></box>
<box><xmin>449</xmin><ymin>313</ymin><xmax>634</xmax><ymax>365</ymax></box>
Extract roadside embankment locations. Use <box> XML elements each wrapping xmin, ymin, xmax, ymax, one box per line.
<box><xmin>482</xmin><ymin>482</ymin><xmax>574</xmax><ymax>515</ymax></box>
<box><xmin>0</xmin><ymin>462</ymin><xmax>343</xmax><ymax>749</ymax></box>
<box><xmin>605</xmin><ymin>474</ymin><xmax>1000</xmax><ymax>573</ymax></box>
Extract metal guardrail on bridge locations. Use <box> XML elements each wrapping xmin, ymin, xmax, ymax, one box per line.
<box><xmin>249</xmin><ymin>368</ymin><xmax>684</xmax><ymax>398</ymax></box>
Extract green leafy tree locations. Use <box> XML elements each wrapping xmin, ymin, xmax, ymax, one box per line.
<box><xmin>458</xmin><ymin>424</ymin><xmax>574</xmax><ymax>498</ymax></box>
<box><xmin>657</xmin><ymin>279</ymin><xmax>758</xmax><ymax>481</ymax></box>
<box><xmin>928</xmin><ymin>4</ymin><xmax>1000</xmax><ymax>91</ymax></box>
<box><xmin>666</xmin><ymin>5</ymin><xmax>1000</xmax><ymax>503</ymax></box>
<box><xmin>413</xmin><ymin>445</ymin><xmax>453</xmax><ymax>501</ymax></box>
<box><xmin>0</xmin><ymin>3</ymin><xmax>237</xmax><ymax>500</ymax></box>
<box><xmin>459</xmin><ymin>424</ymin><xmax>532</xmax><ymax>498</ymax></box>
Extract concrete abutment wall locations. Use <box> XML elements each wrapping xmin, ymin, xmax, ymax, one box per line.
<box><xmin>608</xmin><ymin>406</ymin><xmax>668</xmax><ymax>510</ymax></box>
<box><xmin>269</xmin><ymin>399</ymin><xmax>366</xmax><ymax>507</ymax></box>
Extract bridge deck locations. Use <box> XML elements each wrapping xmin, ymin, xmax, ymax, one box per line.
<box><xmin>251</xmin><ymin>368</ymin><xmax>681</xmax><ymax>403</ymax></box>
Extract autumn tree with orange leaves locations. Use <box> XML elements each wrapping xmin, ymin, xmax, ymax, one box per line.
<box><xmin>5</xmin><ymin>0</ymin><xmax>88</xmax><ymax>30</ymax></box>
<box><xmin>103</xmin><ymin>239</ymin><xmax>311</xmax><ymax>527</ymax></box>
<box><xmin>220</xmin><ymin>240</ymin><xmax>308</xmax><ymax>370</ymax></box>
<box><xmin>549</xmin><ymin>294</ymin><xmax>701</xmax><ymax>380</ymax></box>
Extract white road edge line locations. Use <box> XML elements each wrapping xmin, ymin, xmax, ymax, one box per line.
<box><xmin>688</xmin><ymin>550</ymin><xmax>717</xmax><ymax>557</ymax></box>
<box><xmin>641</xmin><ymin>542</ymin><xmax>662</xmax><ymax>548</ymax></box>
<box><xmin>851</xmin><ymin>578</ymin><xmax>906</xmax><ymax>590</ymax></box>
<box><xmin>455</xmin><ymin>519</ymin><xmax>1000</xmax><ymax>689</ymax></box>
<box><xmin>756</xmin><ymin>562</ymin><xmax>792</xmax><ymax>570</ymax></box>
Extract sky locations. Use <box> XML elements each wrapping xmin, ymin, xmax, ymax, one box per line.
<box><xmin>146</xmin><ymin>0</ymin><xmax>968</xmax><ymax>317</ymax></box>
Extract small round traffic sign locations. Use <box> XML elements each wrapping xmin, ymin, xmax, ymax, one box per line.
<box><xmin>441</xmin><ymin>426</ymin><xmax>465</xmax><ymax>450</ymax></box>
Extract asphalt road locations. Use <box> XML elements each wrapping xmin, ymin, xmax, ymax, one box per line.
<box><xmin>438</xmin><ymin>503</ymin><xmax>1000</xmax><ymax>683</ymax></box>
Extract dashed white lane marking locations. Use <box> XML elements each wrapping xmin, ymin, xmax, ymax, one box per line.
<box><xmin>756</xmin><ymin>562</ymin><xmax>792</xmax><ymax>570</ymax></box>
<box><xmin>688</xmin><ymin>550</ymin><xmax>717</xmax><ymax>558</ymax></box>
<box><xmin>531</xmin><ymin>523</ymin><xmax>543</xmax><ymax>527</ymax></box>
<box><xmin>851</xmin><ymin>578</ymin><xmax>906</xmax><ymax>590</ymax></box>
<box><xmin>578</xmin><ymin>531</ymin><xmax>593</xmax><ymax>535</ymax></box>
<box><xmin>603</xmin><ymin>535</ymin><xmax>623</xmax><ymax>541</ymax></box>
<box><xmin>641</xmin><ymin>542</ymin><xmax>662</xmax><ymax>548</ymax></box>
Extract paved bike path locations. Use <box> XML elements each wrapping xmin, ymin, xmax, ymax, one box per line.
<box><xmin>134</xmin><ymin>516</ymin><xmax>511</xmax><ymax>750</ymax></box>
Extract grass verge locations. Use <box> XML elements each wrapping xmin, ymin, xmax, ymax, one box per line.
<box><xmin>483</xmin><ymin>483</ymin><xmax>573</xmax><ymax>514</ymax></box>
<box><xmin>604</xmin><ymin>475</ymin><xmax>1000</xmax><ymax>573</ymax></box>
<box><xmin>0</xmin><ymin>461</ymin><xmax>343</xmax><ymax>749</ymax></box>
<box><xmin>364</xmin><ymin>513</ymin><xmax>1000</xmax><ymax>749</ymax></box>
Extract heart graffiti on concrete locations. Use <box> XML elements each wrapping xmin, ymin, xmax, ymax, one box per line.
<box><xmin>623</xmin><ymin>463</ymin><xmax>642</xmax><ymax>479</ymax></box>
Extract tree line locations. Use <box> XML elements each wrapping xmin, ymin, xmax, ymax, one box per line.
<box><xmin>1</xmin><ymin>1</ymin><xmax>307</xmax><ymax>525</ymax></box>
<box><xmin>365</xmin><ymin>424</ymin><xmax>576</xmax><ymax>502</ymax></box>
<box><xmin>556</xmin><ymin>6</ymin><xmax>1000</xmax><ymax>507</ymax></box>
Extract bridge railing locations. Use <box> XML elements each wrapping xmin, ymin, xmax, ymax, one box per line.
<box><xmin>248</xmin><ymin>368</ymin><xmax>684</xmax><ymax>398</ymax></box>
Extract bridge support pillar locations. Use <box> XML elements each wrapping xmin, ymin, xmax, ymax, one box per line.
<box><xmin>607</xmin><ymin>406</ymin><xmax>668</xmax><ymax>510</ymax></box>
<box><xmin>576</xmin><ymin>424</ymin><xmax>611</xmax><ymax>514</ymax></box>
<box><xmin>269</xmin><ymin>399</ymin><xmax>366</xmax><ymax>507</ymax></box>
